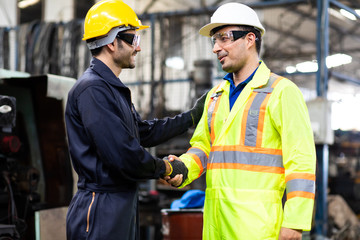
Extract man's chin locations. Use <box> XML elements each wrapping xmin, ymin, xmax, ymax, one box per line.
<box><xmin>222</xmin><ymin>65</ymin><xmax>232</xmax><ymax>73</ymax></box>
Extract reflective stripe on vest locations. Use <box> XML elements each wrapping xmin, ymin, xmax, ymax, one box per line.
<box><xmin>205</xmin><ymin>72</ymin><xmax>315</xmax><ymax>200</ymax></box>
<box><xmin>207</xmin><ymin>82</ymin><xmax>225</xmax><ymax>145</ymax></box>
<box><xmin>208</xmin><ymin>149</ymin><xmax>284</xmax><ymax>174</ymax></box>
<box><xmin>207</xmin><ymin>73</ymin><xmax>284</xmax><ymax>175</ymax></box>
<box><xmin>241</xmin><ymin>73</ymin><xmax>283</xmax><ymax>147</ymax></box>
<box><xmin>187</xmin><ymin>147</ymin><xmax>208</xmax><ymax>177</ymax></box>
<box><xmin>286</xmin><ymin>173</ymin><xmax>316</xmax><ymax>199</ymax></box>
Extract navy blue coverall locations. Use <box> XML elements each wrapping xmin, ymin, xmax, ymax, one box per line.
<box><xmin>65</xmin><ymin>58</ymin><xmax>193</xmax><ymax>240</ymax></box>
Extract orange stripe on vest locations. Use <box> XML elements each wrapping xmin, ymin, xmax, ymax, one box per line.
<box><xmin>287</xmin><ymin>191</ymin><xmax>315</xmax><ymax>200</ymax></box>
<box><xmin>207</xmin><ymin>162</ymin><xmax>285</xmax><ymax>174</ymax></box>
<box><xmin>285</xmin><ymin>173</ymin><xmax>316</xmax><ymax>183</ymax></box>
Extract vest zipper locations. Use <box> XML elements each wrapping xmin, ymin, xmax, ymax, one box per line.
<box><xmin>86</xmin><ymin>192</ymin><xmax>95</xmax><ymax>232</ymax></box>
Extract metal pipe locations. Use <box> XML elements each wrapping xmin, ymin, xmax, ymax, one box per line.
<box><xmin>331</xmin><ymin>71</ymin><xmax>360</xmax><ymax>86</ymax></box>
<box><xmin>139</xmin><ymin>0</ymin><xmax>308</xmax><ymax>19</ymax></box>
<box><xmin>315</xmin><ymin>0</ymin><xmax>330</xmax><ymax>237</ymax></box>
<box><xmin>149</xmin><ymin>15</ymin><xmax>156</xmax><ymax>118</ymax></box>
<box><xmin>316</xmin><ymin>0</ymin><xmax>329</xmax><ymax>98</ymax></box>
<box><xmin>315</xmin><ymin>144</ymin><xmax>329</xmax><ymax>238</ymax></box>
<box><xmin>124</xmin><ymin>78</ymin><xmax>191</xmax><ymax>86</ymax></box>
<box><xmin>329</xmin><ymin>0</ymin><xmax>360</xmax><ymax>19</ymax></box>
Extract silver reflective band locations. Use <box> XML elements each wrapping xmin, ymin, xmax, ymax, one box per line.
<box><xmin>209</xmin><ymin>150</ymin><xmax>283</xmax><ymax>168</ymax></box>
<box><xmin>207</xmin><ymin>90</ymin><xmax>223</xmax><ymax>144</ymax></box>
<box><xmin>244</xmin><ymin>93</ymin><xmax>267</xmax><ymax>147</ymax></box>
<box><xmin>86</xmin><ymin>26</ymin><xmax>136</xmax><ymax>50</ymax></box>
<box><xmin>244</xmin><ymin>73</ymin><xmax>280</xmax><ymax>147</ymax></box>
<box><xmin>187</xmin><ymin>148</ymin><xmax>208</xmax><ymax>170</ymax></box>
<box><xmin>286</xmin><ymin>179</ymin><xmax>315</xmax><ymax>194</ymax></box>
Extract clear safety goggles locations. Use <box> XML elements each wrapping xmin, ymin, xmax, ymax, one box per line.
<box><xmin>116</xmin><ymin>33</ymin><xmax>141</xmax><ymax>48</ymax></box>
<box><xmin>211</xmin><ymin>30</ymin><xmax>251</xmax><ymax>46</ymax></box>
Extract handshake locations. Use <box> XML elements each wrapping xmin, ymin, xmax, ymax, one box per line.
<box><xmin>162</xmin><ymin>156</ymin><xmax>188</xmax><ymax>187</ymax></box>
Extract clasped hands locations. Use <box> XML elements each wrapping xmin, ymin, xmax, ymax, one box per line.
<box><xmin>162</xmin><ymin>155</ymin><xmax>188</xmax><ymax>187</ymax></box>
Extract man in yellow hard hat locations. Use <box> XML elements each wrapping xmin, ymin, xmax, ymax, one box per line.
<box><xmin>167</xmin><ymin>2</ymin><xmax>316</xmax><ymax>240</ymax></box>
<box><xmin>65</xmin><ymin>0</ymin><xmax>205</xmax><ymax>239</ymax></box>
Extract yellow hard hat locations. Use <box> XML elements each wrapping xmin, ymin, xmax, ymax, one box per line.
<box><xmin>83</xmin><ymin>0</ymin><xmax>149</xmax><ymax>41</ymax></box>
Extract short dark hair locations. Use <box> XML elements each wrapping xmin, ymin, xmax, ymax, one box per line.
<box><xmin>86</xmin><ymin>38</ymin><xmax>103</xmax><ymax>56</ymax></box>
<box><xmin>87</xmin><ymin>37</ymin><xmax>124</xmax><ymax>56</ymax></box>
<box><xmin>89</xmin><ymin>46</ymin><xmax>103</xmax><ymax>56</ymax></box>
<box><xmin>210</xmin><ymin>25</ymin><xmax>262</xmax><ymax>55</ymax></box>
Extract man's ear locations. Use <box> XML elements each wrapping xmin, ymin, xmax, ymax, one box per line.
<box><xmin>106</xmin><ymin>41</ymin><xmax>116</xmax><ymax>52</ymax></box>
<box><xmin>246</xmin><ymin>32</ymin><xmax>257</xmax><ymax>48</ymax></box>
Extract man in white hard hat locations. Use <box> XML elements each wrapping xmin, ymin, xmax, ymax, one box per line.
<box><xmin>166</xmin><ymin>2</ymin><xmax>316</xmax><ymax>240</ymax></box>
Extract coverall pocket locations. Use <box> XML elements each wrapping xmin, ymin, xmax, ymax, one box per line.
<box><xmin>219</xmin><ymin>199</ymin><xmax>277</xmax><ymax>239</ymax></box>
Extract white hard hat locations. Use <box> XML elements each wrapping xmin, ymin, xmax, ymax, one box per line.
<box><xmin>199</xmin><ymin>2</ymin><xmax>265</xmax><ymax>37</ymax></box>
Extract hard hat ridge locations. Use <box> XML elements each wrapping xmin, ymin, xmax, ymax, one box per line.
<box><xmin>199</xmin><ymin>2</ymin><xmax>265</xmax><ymax>37</ymax></box>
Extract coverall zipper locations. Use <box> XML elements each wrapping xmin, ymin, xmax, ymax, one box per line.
<box><xmin>86</xmin><ymin>192</ymin><xmax>95</xmax><ymax>232</ymax></box>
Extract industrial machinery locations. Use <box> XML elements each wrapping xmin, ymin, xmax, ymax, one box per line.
<box><xmin>0</xmin><ymin>95</ymin><xmax>40</xmax><ymax>239</ymax></box>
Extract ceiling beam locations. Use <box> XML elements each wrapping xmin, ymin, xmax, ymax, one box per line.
<box><xmin>139</xmin><ymin>0</ymin><xmax>309</xmax><ymax>19</ymax></box>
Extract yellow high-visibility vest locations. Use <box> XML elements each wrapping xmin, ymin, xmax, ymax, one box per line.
<box><xmin>179</xmin><ymin>61</ymin><xmax>316</xmax><ymax>240</ymax></box>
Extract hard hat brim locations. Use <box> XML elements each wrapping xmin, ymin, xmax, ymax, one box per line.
<box><xmin>199</xmin><ymin>22</ymin><xmax>265</xmax><ymax>37</ymax></box>
<box><xmin>199</xmin><ymin>23</ymin><xmax>230</xmax><ymax>37</ymax></box>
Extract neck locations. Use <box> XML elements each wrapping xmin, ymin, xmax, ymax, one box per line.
<box><xmin>232</xmin><ymin>57</ymin><xmax>260</xmax><ymax>86</ymax></box>
<box><xmin>96</xmin><ymin>55</ymin><xmax>122</xmax><ymax>77</ymax></box>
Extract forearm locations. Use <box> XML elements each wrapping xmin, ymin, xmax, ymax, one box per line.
<box><xmin>139</xmin><ymin>111</ymin><xmax>193</xmax><ymax>147</ymax></box>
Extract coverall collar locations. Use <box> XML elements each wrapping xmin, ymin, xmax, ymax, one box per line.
<box><xmin>90</xmin><ymin>57</ymin><xmax>129</xmax><ymax>89</ymax></box>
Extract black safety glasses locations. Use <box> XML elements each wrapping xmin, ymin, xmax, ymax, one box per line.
<box><xmin>116</xmin><ymin>33</ymin><xmax>140</xmax><ymax>48</ymax></box>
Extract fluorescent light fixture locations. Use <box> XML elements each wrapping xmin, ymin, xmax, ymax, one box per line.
<box><xmin>18</xmin><ymin>0</ymin><xmax>40</xmax><ymax>9</ymax></box>
<box><xmin>285</xmin><ymin>53</ymin><xmax>352</xmax><ymax>73</ymax></box>
<box><xmin>329</xmin><ymin>8</ymin><xmax>347</xmax><ymax>20</ymax></box>
<box><xmin>340</xmin><ymin>9</ymin><xmax>356</xmax><ymax>21</ymax></box>
<box><xmin>285</xmin><ymin>66</ymin><xmax>297</xmax><ymax>74</ymax></box>
<box><xmin>326</xmin><ymin>53</ymin><xmax>352</xmax><ymax>68</ymax></box>
<box><xmin>296</xmin><ymin>61</ymin><xmax>318</xmax><ymax>73</ymax></box>
<box><xmin>165</xmin><ymin>56</ymin><xmax>185</xmax><ymax>70</ymax></box>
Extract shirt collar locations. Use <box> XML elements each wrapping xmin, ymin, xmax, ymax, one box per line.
<box><xmin>223</xmin><ymin>66</ymin><xmax>259</xmax><ymax>88</ymax></box>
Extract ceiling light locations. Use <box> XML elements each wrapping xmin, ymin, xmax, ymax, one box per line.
<box><xmin>18</xmin><ymin>0</ymin><xmax>40</xmax><ymax>9</ymax></box>
<box><xmin>296</xmin><ymin>61</ymin><xmax>318</xmax><ymax>73</ymax></box>
<box><xmin>285</xmin><ymin>66</ymin><xmax>297</xmax><ymax>74</ymax></box>
<box><xmin>340</xmin><ymin>9</ymin><xmax>356</xmax><ymax>20</ymax></box>
<box><xmin>165</xmin><ymin>56</ymin><xmax>185</xmax><ymax>70</ymax></box>
<box><xmin>329</xmin><ymin>8</ymin><xmax>347</xmax><ymax>20</ymax></box>
<box><xmin>326</xmin><ymin>53</ymin><xmax>352</xmax><ymax>68</ymax></box>
<box><xmin>286</xmin><ymin>53</ymin><xmax>352</xmax><ymax>73</ymax></box>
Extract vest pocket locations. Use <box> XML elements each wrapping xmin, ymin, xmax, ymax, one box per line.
<box><xmin>86</xmin><ymin>192</ymin><xmax>95</xmax><ymax>232</ymax></box>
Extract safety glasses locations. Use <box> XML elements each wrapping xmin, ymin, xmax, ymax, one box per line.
<box><xmin>211</xmin><ymin>31</ymin><xmax>251</xmax><ymax>46</ymax></box>
<box><xmin>116</xmin><ymin>33</ymin><xmax>141</xmax><ymax>48</ymax></box>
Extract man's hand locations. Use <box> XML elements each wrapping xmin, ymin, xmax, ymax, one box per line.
<box><xmin>190</xmin><ymin>91</ymin><xmax>208</xmax><ymax>125</ymax></box>
<box><xmin>279</xmin><ymin>227</ymin><xmax>302</xmax><ymax>240</ymax></box>
<box><xmin>167</xmin><ymin>173</ymin><xmax>183</xmax><ymax>187</ymax></box>
<box><xmin>163</xmin><ymin>155</ymin><xmax>187</xmax><ymax>187</ymax></box>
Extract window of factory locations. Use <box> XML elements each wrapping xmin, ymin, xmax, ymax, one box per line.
<box><xmin>74</xmin><ymin>0</ymin><xmax>95</xmax><ymax>19</ymax></box>
<box><xmin>18</xmin><ymin>0</ymin><xmax>42</xmax><ymax>24</ymax></box>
